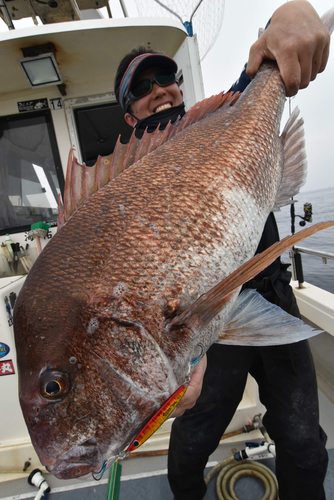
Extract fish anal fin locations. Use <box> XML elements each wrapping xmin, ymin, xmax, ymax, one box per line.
<box><xmin>57</xmin><ymin>192</ymin><xmax>64</xmax><ymax>229</ymax></box>
<box><xmin>174</xmin><ymin>91</ymin><xmax>239</xmax><ymax>136</ymax></box>
<box><xmin>274</xmin><ymin>108</ymin><xmax>307</xmax><ymax>210</ymax></box>
<box><xmin>57</xmin><ymin>91</ymin><xmax>240</xmax><ymax>227</ymax></box>
<box><xmin>219</xmin><ymin>289</ymin><xmax>320</xmax><ymax>346</ymax></box>
<box><xmin>168</xmin><ymin>221</ymin><xmax>334</xmax><ymax>333</ymax></box>
<box><xmin>58</xmin><ymin>150</ymin><xmax>83</xmax><ymax>230</ymax></box>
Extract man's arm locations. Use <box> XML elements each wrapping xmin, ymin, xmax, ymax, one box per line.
<box><xmin>171</xmin><ymin>355</ymin><xmax>207</xmax><ymax>418</ymax></box>
<box><xmin>246</xmin><ymin>0</ymin><xmax>330</xmax><ymax>97</ymax></box>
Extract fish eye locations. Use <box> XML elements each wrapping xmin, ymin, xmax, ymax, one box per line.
<box><xmin>45</xmin><ymin>380</ymin><xmax>61</xmax><ymax>396</ymax></box>
<box><xmin>40</xmin><ymin>370</ymin><xmax>71</xmax><ymax>401</ymax></box>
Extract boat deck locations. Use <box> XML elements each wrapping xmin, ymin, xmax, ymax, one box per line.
<box><xmin>2</xmin><ymin>389</ymin><xmax>334</xmax><ymax>500</ymax></box>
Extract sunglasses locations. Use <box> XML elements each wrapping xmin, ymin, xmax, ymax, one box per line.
<box><xmin>125</xmin><ymin>73</ymin><xmax>178</xmax><ymax>110</ymax></box>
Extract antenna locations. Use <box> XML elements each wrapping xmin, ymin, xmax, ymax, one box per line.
<box><xmin>133</xmin><ymin>0</ymin><xmax>225</xmax><ymax>61</ymax></box>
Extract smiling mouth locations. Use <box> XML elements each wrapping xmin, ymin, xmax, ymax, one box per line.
<box><xmin>154</xmin><ymin>103</ymin><xmax>172</xmax><ymax>113</ymax></box>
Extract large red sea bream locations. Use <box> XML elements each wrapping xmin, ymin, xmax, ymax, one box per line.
<box><xmin>13</xmin><ymin>11</ymin><xmax>334</xmax><ymax>480</ymax></box>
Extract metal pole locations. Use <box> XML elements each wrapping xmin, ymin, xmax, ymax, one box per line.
<box><xmin>0</xmin><ymin>0</ymin><xmax>15</xmax><ymax>29</ymax></box>
<box><xmin>152</xmin><ymin>0</ymin><xmax>183</xmax><ymax>23</ymax></box>
<box><xmin>69</xmin><ymin>0</ymin><xmax>82</xmax><ymax>20</ymax></box>
<box><xmin>190</xmin><ymin>0</ymin><xmax>204</xmax><ymax>22</ymax></box>
<box><xmin>119</xmin><ymin>0</ymin><xmax>129</xmax><ymax>17</ymax></box>
<box><xmin>105</xmin><ymin>0</ymin><xmax>112</xmax><ymax>18</ymax></box>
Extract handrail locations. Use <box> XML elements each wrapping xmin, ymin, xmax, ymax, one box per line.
<box><xmin>289</xmin><ymin>246</ymin><xmax>334</xmax><ymax>288</ymax></box>
<box><xmin>294</xmin><ymin>246</ymin><xmax>334</xmax><ymax>262</ymax></box>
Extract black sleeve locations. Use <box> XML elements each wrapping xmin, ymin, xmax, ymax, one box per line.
<box><xmin>229</xmin><ymin>18</ymin><xmax>271</xmax><ymax>94</ymax></box>
<box><xmin>228</xmin><ymin>64</ymin><xmax>252</xmax><ymax>93</ymax></box>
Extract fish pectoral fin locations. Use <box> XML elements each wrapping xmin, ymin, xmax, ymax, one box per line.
<box><xmin>168</xmin><ymin>221</ymin><xmax>334</xmax><ymax>334</ymax></box>
<box><xmin>219</xmin><ymin>289</ymin><xmax>320</xmax><ymax>346</ymax></box>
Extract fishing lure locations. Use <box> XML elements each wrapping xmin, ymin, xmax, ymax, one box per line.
<box><xmin>125</xmin><ymin>383</ymin><xmax>188</xmax><ymax>453</ymax></box>
<box><xmin>93</xmin><ymin>380</ymin><xmax>190</xmax><ymax>480</ymax></box>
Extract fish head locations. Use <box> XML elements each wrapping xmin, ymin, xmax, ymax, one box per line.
<box><xmin>14</xmin><ymin>289</ymin><xmax>178</xmax><ymax>479</ymax></box>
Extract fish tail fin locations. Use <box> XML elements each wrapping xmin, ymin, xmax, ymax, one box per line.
<box><xmin>272</xmin><ymin>6</ymin><xmax>334</xmax><ymax>212</ymax></box>
<box><xmin>321</xmin><ymin>7</ymin><xmax>334</xmax><ymax>34</ymax></box>
<box><xmin>219</xmin><ymin>289</ymin><xmax>320</xmax><ymax>346</ymax></box>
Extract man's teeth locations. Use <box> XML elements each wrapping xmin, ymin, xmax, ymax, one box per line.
<box><xmin>155</xmin><ymin>103</ymin><xmax>172</xmax><ymax>113</ymax></box>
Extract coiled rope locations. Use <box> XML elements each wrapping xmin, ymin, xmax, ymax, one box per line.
<box><xmin>205</xmin><ymin>456</ymin><xmax>278</xmax><ymax>500</ymax></box>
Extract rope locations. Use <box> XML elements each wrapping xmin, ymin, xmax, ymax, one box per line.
<box><xmin>205</xmin><ymin>457</ymin><xmax>278</xmax><ymax>500</ymax></box>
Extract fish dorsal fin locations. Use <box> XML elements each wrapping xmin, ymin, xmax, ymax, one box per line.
<box><xmin>58</xmin><ymin>91</ymin><xmax>239</xmax><ymax>228</ymax></box>
<box><xmin>167</xmin><ymin>221</ymin><xmax>334</xmax><ymax>333</ymax></box>
<box><xmin>273</xmin><ymin>107</ymin><xmax>307</xmax><ymax>211</ymax></box>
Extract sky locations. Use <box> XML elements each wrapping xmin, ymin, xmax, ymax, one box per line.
<box><xmin>1</xmin><ymin>0</ymin><xmax>333</xmax><ymax>192</ymax></box>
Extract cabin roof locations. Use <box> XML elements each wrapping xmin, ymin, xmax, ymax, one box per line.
<box><xmin>0</xmin><ymin>18</ymin><xmax>187</xmax><ymax>98</ymax></box>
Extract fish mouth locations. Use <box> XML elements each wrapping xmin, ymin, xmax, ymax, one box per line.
<box><xmin>48</xmin><ymin>463</ymin><xmax>96</xmax><ymax>480</ymax></box>
<box><xmin>45</xmin><ymin>438</ymin><xmax>103</xmax><ymax>479</ymax></box>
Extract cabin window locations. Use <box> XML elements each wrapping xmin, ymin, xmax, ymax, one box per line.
<box><xmin>0</xmin><ymin>110</ymin><xmax>64</xmax><ymax>236</ymax></box>
<box><xmin>73</xmin><ymin>101</ymin><xmax>133</xmax><ymax>166</ymax></box>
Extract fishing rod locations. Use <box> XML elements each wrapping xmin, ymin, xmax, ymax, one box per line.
<box><xmin>287</xmin><ymin>93</ymin><xmax>314</xmax><ymax>286</ymax></box>
<box><xmin>290</xmin><ymin>201</ymin><xmax>313</xmax><ymax>235</ymax></box>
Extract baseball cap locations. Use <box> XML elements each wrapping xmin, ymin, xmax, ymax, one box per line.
<box><xmin>118</xmin><ymin>53</ymin><xmax>178</xmax><ymax>111</ymax></box>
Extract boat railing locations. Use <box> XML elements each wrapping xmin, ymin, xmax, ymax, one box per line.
<box><xmin>289</xmin><ymin>246</ymin><xmax>334</xmax><ymax>288</ymax></box>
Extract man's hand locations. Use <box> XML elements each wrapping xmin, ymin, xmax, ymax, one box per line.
<box><xmin>171</xmin><ymin>355</ymin><xmax>207</xmax><ymax>418</ymax></box>
<box><xmin>246</xmin><ymin>1</ymin><xmax>330</xmax><ymax>97</ymax></box>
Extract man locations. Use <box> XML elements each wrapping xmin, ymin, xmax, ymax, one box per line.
<box><xmin>114</xmin><ymin>2</ymin><xmax>330</xmax><ymax>499</ymax></box>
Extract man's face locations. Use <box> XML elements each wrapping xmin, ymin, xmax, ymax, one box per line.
<box><xmin>124</xmin><ymin>67</ymin><xmax>183</xmax><ymax>127</ymax></box>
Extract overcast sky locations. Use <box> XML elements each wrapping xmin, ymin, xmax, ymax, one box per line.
<box><xmin>1</xmin><ymin>0</ymin><xmax>333</xmax><ymax>192</ymax></box>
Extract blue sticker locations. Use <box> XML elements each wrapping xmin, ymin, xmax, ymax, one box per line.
<box><xmin>0</xmin><ymin>343</ymin><xmax>10</xmax><ymax>359</ymax></box>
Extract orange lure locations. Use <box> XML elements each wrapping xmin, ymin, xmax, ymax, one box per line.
<box><xmin>125</xmin><ymin>384</ymin><xmax>188</xmax><ymax>453</ymax></box>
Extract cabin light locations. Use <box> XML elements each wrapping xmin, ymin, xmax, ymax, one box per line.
<box><xmin>18</xmin><ymin>53</ymin><xmax>63</xmax><ymax>88</ymax></box>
